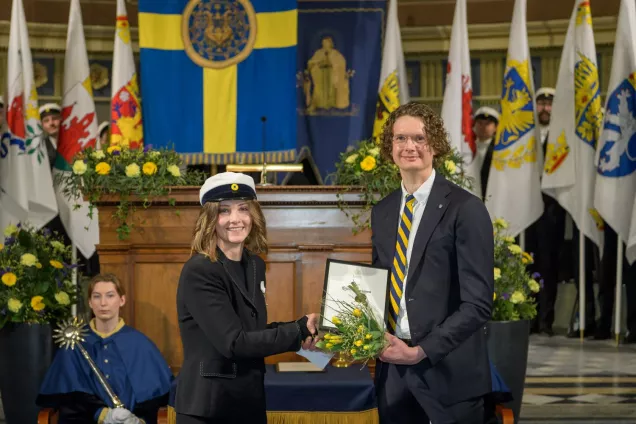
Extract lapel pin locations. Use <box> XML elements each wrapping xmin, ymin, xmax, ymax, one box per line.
<box><xmin>438</xmin><ymin>204</ymin><xmax>443</xmax><ymax>209</ymax></box>
<box><xmin>260</xmin><ymin>281</ymin><xmax>266</xmax><ymax>294</ymax></box>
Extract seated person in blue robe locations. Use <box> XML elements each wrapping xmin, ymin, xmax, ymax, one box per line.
<box><xmin>37</xmin><ymin>273</ymin><xmax>173</xmax><ymax>424</ymax></box>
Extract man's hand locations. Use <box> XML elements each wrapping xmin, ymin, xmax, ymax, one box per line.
<box><xmin>301</xmin><ymin>313</ymin><xmax>320</xmax><ymax>351</ymax></box>
<box><xmin>378</xmin><ymin>333</ymin><xmax>426</xmax><ymax>365</ymax></box>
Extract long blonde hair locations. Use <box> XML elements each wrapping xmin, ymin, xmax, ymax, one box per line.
<box><xmin>191</xmin><ymin>200</ymin><xmax>268</xmax><ymax>261</ymax></box>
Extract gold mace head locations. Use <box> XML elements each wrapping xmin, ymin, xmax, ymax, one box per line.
<box><xmin>53</xmin><ymin>316</ymin><xmax>89</xmax><ymax>350</ymax></box>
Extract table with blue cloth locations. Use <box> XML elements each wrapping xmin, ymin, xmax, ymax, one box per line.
<box><xmin>167</xmin><ymin>364</ymin><xmax>378</xmax><ymax>424</ymax></box>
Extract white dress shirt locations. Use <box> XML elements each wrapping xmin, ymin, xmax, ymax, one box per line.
<box><xmin>395</xmin><ymin>170</ymin><xmax>436</xmax><ymax>339</ymax></box>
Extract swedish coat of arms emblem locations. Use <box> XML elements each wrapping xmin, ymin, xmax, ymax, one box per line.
<box><xmin>182</xmin><ymin>0</ymin><xmax>257</xmax><ymax>69</ymax></box>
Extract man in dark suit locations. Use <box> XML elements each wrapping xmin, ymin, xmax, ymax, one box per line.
<box><xmin>372</xmin><ymin>102</ymin><xmax>494</xmax><ymax>424</ymax></box>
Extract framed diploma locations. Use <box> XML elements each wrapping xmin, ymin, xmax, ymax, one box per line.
<box><xmin>319</xmin><ymin>259</ymin><xmax>390</xmax><ymax>331</ymax></box>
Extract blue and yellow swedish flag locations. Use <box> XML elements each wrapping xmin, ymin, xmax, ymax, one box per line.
<box><xmin>138</xmin><ymin>0</ymin><xmax>298</xmax><ymax>165</ymax></box>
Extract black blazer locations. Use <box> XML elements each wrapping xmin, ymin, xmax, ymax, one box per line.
<box><xmin>371</xmin><ymin>174</ymin><xmax>494</xmax><ymax>405</ymax></box>
<box><xmin>175</xmin><ymin>249</ymin><xmax>304</xmax><ymax>420</ymax></box>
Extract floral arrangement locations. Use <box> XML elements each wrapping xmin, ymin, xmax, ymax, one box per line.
<box><xmin>0</xmin><ymin>224</ymin><xmax>80</xmax><ymax>328</ymax></box>
<box><xmin>329</xmin><ymin>139</ymin><xmax>473</xmax><ymax>233</ymax></box>
<box><xmin>316</xmin><ymin>282</ymin><xmax>388</xmax><ymax>364</ymax></box>
<box><xmin>491</xmin><ymin>218</ymin><xmax>541</xmax><ymax>321</ymax></box>
<box><xmin>58</xmin><ymin>145</ymin><xmax>205</xmax><ymax>240</ymax></box>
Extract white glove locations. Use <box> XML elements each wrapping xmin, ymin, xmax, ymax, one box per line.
<box><xmin>103</xmin><ymin>408</ymin><xmax>142</xmax><ymax>424</ymax></box>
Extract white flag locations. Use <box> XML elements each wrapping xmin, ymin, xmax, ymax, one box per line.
<box><xmin>485</xmin><ymin>0</ymin><xmax>544</xmax><ymax>236</ymax></box>
<box><xmin>441</xmin><ymin>0</ymin><xmax>479</xmax><ymax>196</ymax></box>
<box><xmin>54</xmin><ymin>0</ymin><xmax>99</xmax><ymax>258</ymax></box>
<box><xmin>542</xmin><ymin>0</ymin><xmax>604</xmax><ymax>250</ymax></box>
<box><xmin>372</xmin><ymin>0</ymin><xmax>409</xmax><ymax>141</ymax></box>
<box><xmin>111</xmin><ymin>0</ymin><xmax>143</xmax><ymax>150</ymax></box>
<box><xmin>1</xmin><ymin>0</ymin><xmax>57</xmax><ymax>231</ymax></box>
<box><xmin>594</xmin><ymin>0</ymin><xmax>636</xmax><ymax>264</ymax></box>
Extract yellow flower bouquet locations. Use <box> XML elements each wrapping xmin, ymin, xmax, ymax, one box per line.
<box><xmin>58</xmin><ymin>145</ymin><xmax>205</xmax><ymax>240</ymax></box>
<box><xmin>316</xmin><ymin>282</ymin><xmax>388</xmax><ymax>363</ymax></box>
<box><xmin>0</xmin><ymin>223</ymin><xmax>80</xmax><ymax>328</ymax></box>
<box><xmin>329</xmin><ymin>139</ymin><xmax>473</xmax><ymax>233</ymax></box>
<box><xmin>492</xmin><ymin>218</ymin><xmax>540</xmax><ymax>321</ymax></box>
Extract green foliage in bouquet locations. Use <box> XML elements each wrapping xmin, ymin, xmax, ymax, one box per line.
<box><xmin>491</xmin><ymin>218</ymin><xmax>541</xmax><ymax>322</ymax></box>
<box><xmin>316</xmin><ymin>282</ymin><xmax>388</xmax><ymax>363</ymax></box>
<box><xmin>329</xmin><ymin>139</ymin><xmax>473</xmax><ymax>233</ymax></box>
<box><xmin>0</xmin><ymin>224</ymin><xmax>81</xmax><ymax>328</ymax></box>
<box><xmin>58</xmin><ymin>145</ymin><xmax>205</xmax><ymax>240</ymax></box>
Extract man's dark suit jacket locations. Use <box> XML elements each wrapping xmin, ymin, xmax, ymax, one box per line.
<box><xmin>175</xmin><ymin>249</ymin><xmax>304</xmax><ymax>420</ymax></box>
<box><xmin>371</xmin><ymin>174</ymin><xmax>494</xmax><ymax>406</ymax></box>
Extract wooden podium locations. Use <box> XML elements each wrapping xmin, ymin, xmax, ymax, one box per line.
<box><xmin>94</xmin><ymin>186</ymin><xmax>372</xmax><ymax>372</ymax></box>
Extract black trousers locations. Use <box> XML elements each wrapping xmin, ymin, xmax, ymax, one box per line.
<box><xmin>525</xmin><ymin>195</ymin><xmax>566</xmax><ymax>330</ymax></box>
<box><xmin>597</xmin><ymin>225</ymin><xmax>636</xmax><ymax>334</ymax></box>
<box><xmin>571</xmin><ymin>230</ymin><xmax>598</xmax><ymax>329</ymax></box>
<box><xmin>376</xmin><ymin>361</ymin><xmax>485</xmax><ymax>424</ymax></box>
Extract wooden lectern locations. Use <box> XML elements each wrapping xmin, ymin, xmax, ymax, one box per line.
<box><xmin>93</xmin><ymin>186</ymin><xmax>371</xmax><ymax>372</ymax></box>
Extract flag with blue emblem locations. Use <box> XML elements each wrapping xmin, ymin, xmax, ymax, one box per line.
<box><xmin>138</xmin><ymin>0</ymin><xmax>298</xmax><ymax>165</ymax></box>
<box><xmin>542</xmin><ymin>0</ymin><xmax>604</xmax><ymax>250</ymax></box>
<box><xmin>594</xmin><ymin>0</ymin><xmax>636</xmax><ymax>264</ymax></box>
<box><xmin>485</xmin><ymin>0</ymin><xmax>543</xmax><ymax>237</ymax></box>
<box><xmin>296</xmin><ymin>0</ymin><xmax>384</xmax><ymax>177</ymax></box>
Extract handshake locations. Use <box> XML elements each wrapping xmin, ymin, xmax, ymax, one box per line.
<box><xmin>102</xmin><ymin>407</ymin><xmax>143</xmax><ymax>424</ymax></box>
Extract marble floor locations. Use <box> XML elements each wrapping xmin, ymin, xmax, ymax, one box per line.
<box><xmin>520</xmin><ymin>333</ymin><xmax>636</xmax><ymax>422</ymax></box>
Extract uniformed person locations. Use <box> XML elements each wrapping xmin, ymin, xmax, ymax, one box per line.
<box><xmin>525</xmin><ymin>87</ymin><xmax>566</xmax><ymax>336</ymax></box>
<box><xmin>98</xmin><ymin>121</ymin><xmax>109</xmax><ymax>148</ymax></box>
<box><xmin>175</xmin><ymin>172</ymin><xmax>320</xmax><ymax>424</ymax></box>
<box><xmin>39</xmin><ymin>103</ymin><xmax>62</xmax><ymax>170</ymax></box>
<box><xmin>473</xmin><ymin>106</ymin><xmax>499</xmax><ymax>200</ymax></box>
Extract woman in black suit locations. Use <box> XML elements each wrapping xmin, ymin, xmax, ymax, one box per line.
<box><xmin>175</xmin><ymin>172</ymin><xmax>319</xmax><ymax>424</ymax></box>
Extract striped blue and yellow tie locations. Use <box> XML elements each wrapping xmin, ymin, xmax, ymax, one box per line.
<box><xmin>388</xmin><ymin>194</ymin><xmax>416</xmax><ymax>334</ymax></box>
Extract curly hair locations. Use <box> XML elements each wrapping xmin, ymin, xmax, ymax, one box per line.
<box><xmin>191</xmin><ymin>200</ymin><xmax>268</xmax><ymax>261</ymax></box>
<box><xmin>379</xmin><ymin>101</ymin><xmax>451</xmax><ymax>170</ymax></box>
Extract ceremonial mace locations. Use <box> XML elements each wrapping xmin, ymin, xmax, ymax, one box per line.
<box><xmin>53</xmin><ymin>317</ymin><xmax>124</xmax><ymax>408</ymax></box>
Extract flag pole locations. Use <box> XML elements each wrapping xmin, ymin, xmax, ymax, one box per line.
<box><xmin>615</xmin><ymin>236</ymin><xmax>623</xmax><ymax>346</ymax></box>
<box><xmin>71</xmin><ymin>241</ymin><xmax>78</xmax><ymax>317</ymax></box>
<box><xmin>579</xmin><ymin>229</ymin><xmax>586</xmax><ymax>341</ymax></box>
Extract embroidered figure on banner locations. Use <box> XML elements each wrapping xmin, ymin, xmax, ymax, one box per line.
<box><xmin>182</xmin><ymin>0</ymin><xmax>257</xmax><ymax>69</ymax></box>
<box><xmin>298</xmin><ymin>35</ymin><xmax>357</xmax><ymax>116</ymax></box>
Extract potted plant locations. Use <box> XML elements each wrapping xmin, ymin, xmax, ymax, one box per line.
<box><xmin>488</xmin><ymin>217</ymin><xmax>540</xmax><ymax>422</ymax></box>
<box><xmin>0</xmin><ymin>223</ymin><xmax>81</xmax><ymax>423</ymax></box>
<box><xmin>329</xmin><ymin>139</ymin><xmax>473</xmax><ymax>233</ymax></box>
<box><xmin>58</xmin><ymin>144</ymin><xmax>204</xmax><ymax>240</ymax></box>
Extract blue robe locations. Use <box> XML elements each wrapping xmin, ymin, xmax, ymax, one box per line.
<box><xmin>37</xmin><ymin>319</ymin><xmax>173</xmax><ymax>424</ymax></box>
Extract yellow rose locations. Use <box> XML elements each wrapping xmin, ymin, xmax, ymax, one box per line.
<box><xmin>363</xmin><ymin>345</ymin><xmax>370</xmax><ymax>350</ymax></box>
<box><xmin>444</xmin><ymin>160</ymin><xmax>457</xmax><ymax>174</ymax></box>
<box><xmin>493</xmin><ymin>292</ymin><xmax>497</xmax><ymax>301</ymax></box>
<box><xmin>72</xmin><ymin>160</ymin><xmax>87</xmax><ymax>175</ymax></box>
<box><xmin>522</xmin><ymin>252</ymin><xmax>534</xmax><ymax>264</ymax></box>
<box><xmin>352</xmin><ymin>308</ymin><xmax>362</xmax><ymax>317</ymax></box>
<box><xmin>510</xmin><ymin>291</ymin><xmax>525</xmax><ymax>304</ymax></box>
<box><xmin>125</xmin><ymin>163</ymin><xmax>141</xmax><ymax>178</ymax></box>
<box><xmin>493</xmin><ymin>267</ymin><xmax>501</xmax><ymax>280</ymax></box>
<box><xmin>350</xmin><ymin>348</ymin><xmax>357</xmax><ymax>355</ymax></box>
<box><xmin>368</xmin><ymin>147</ymin><xmax>380</xmax><ymax>157</ymax></box>
<box><xmin>142</xmin><ymin>162</ymin><xmax>158</xmax><ymax>176</ymax></box>
<box><xmin>354</xmin><ymin>340</ymin><xmax>363</xmax><ymax>347</ymax></box>
<box><xmin>360</xmin><ymin>155</ymin><xmax>377</xmax><ymax>171</ymax></box>
<box><xmin>528</xmin><ymin>279</ymin><xmax>540</xmax><ymax>293</ymax></box>
<box><xmin>345</xmin><ymin>153</ymin><xmax>358</xmax><ymax>164</ymax></box>
<box><xmin>50</xmin><ymin>260</ymin><xmax>64</xmax><ymax>269</ymax></box>
<box><xmin>3</xmin><ymin>224</ymin><xmax>18</xmax><ymax>237</ymax></box>
<box><xmin>494</xmin><ymin>218</ymin><xmax>508</xmax><ymax>229</ymax></box>
<box><xmin>91</xmin><ymin>150</ymin><xmax>106</xmax><ymax>160</ymax></box>
<box><xmin>2</xmin><ymin>272</ymin><xmax>17</xmax><ymax>287</ymax></box>
<box><xmin>21</xmin><ymin>253</ymin><xmax>37</xmax><ymax>267</ymax></box>
<box><xmin>508</xmin><ymin>244</ymin><xmax>522</xmax><ymax>255</ymax></box>
<box><xmin>7</xmin><ymin>298</ymin><xmax>22</xmax><ymax>313</ymax></box>
<box><xmin>107</xmin><ymin>145</ymin><xmax>121</xmax><ymax>154</ymax></box>
<box><xmin>365</xmin><ymin>333</ymin><xmax>373</xmax><ymax>340</ymax></box>
<box><xmin>31</xmin><ymin>296</ymin><xmax>45</xmax><ymax>311</ymax></box>
<box><xmin>35</xmin><ymin>263</ymin><xmax>42</xmax><ymax>269</ymax></box>
<box><xmin>167</xmin><ymin>164</ymin><xmax>181</xmax><ymax>177</ymax></box>
<box><xmin>55</xmin><ymin>291</ymin><xmax>71</xmax><ymax>305</ymax></box>
<box><xmin>95</xmin><ymin>162</ymin><xmax>111</xmax><ymax>175</ymax></box>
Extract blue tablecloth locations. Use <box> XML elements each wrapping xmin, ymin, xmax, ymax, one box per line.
<box><xmin>168</xmin><ymin>364</ymin><xmax>377</xmax><ymax>412</ymax></box>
